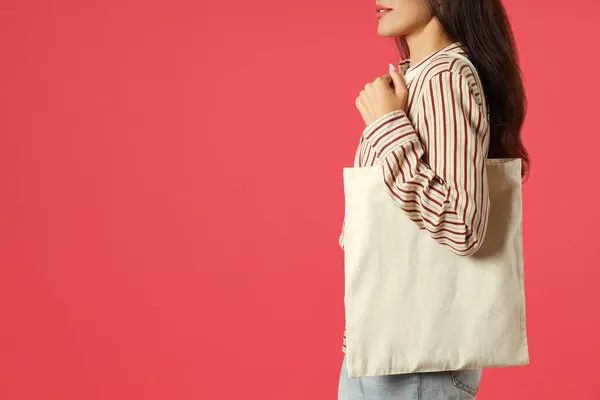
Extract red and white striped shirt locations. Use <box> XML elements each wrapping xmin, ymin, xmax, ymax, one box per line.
<box><xmin>340</xmin><ymin>41</ymin><xmax>491</xmax><ymax>353</ymax></box>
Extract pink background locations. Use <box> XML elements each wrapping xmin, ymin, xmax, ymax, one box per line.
<box><xmin>1</xmin><ymin>0</ymin><xmax>598</xmax><ymax>398</ymax></box>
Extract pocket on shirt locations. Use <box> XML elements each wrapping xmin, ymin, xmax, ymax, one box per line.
<box><xmin>450</xmin><ymin>369</ymin><xmax>482</xmax><ymax>397</ymax></box>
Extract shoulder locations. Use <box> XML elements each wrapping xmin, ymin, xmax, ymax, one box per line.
<box><xmin>417</xmin><ymin>53</ymin><xmax>484</xmax><ymax>105</ymax></box>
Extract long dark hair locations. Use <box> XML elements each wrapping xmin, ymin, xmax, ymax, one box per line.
<box><xmin>394</xmin><ymin>0</ymin><xmax>530</xmax><ymax>181</ymax></box>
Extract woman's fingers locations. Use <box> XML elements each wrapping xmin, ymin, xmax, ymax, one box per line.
<box><xmin>356</xmin><ymin>91</ymin><xmax>374</xmax><ymax>125</ymax></box>
<box><xmin>387</xmin><ymin>67</ymin><xmax>408</xmax><ymax>110</ymax></box>
<box><xmin>388</xmin><ymin>65</ymin><xmax>406</xmax><ymax>95</ymax></box>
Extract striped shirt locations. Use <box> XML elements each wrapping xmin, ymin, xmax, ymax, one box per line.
<box><xmin>340</xmin><ymin>41</ymin><xmax>491</xmax><ymax>353</ymax></box>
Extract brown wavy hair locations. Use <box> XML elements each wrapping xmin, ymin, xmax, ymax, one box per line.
<box><xmin>394</xmin><ymin>0</ymin><xmax>530</xmax><ymax>181</ymax></box>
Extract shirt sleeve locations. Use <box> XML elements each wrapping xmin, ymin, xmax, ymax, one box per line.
<box><xmin>361</xmin><ymin>70</ymin><xmax>490</xmax><ymax>256</ymax></box>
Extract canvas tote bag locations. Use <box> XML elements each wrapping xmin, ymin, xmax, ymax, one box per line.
<box><xmin>342</xmin><ymin>53</ymin><xmax>529</xmax><ymax>378</ymax></box>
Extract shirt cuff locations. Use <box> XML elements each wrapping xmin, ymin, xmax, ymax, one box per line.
<box><xmin>361</xmin><ymin>110</ymin><xmax>419</xmax><ymax>159</ymax></box>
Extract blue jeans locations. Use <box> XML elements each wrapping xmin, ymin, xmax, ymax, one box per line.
<box><xmin>338</xmin><ymin>354</ymin><xmax>482</xmax><ymax>399</ymax></box>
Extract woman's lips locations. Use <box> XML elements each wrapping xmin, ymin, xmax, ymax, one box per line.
<box><xmin>376</xmin><ymin>9</ymin><xmax>392</xmax><ymax>19</ymax></box>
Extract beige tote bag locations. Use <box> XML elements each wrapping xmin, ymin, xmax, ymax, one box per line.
<box><xmin>342</xmin><ymin>54</ymin><xmax>529</xmax><ymax>378</ymax></box>
<box><xmin>342</xmin><ymin>158</ymin><xmax>529</xmax><ymax>378</ymax></box>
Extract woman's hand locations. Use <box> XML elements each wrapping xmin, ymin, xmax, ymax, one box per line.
<box><xmin>356</xmin><ymin>63</ymin><xmax>408</xmax><ymax>127</ymax></box>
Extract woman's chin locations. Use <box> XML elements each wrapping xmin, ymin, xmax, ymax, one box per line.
<box><xmin>377</xmin><ymin>24</ymin><xmax>402</xmax><ymax>37</ymax></box>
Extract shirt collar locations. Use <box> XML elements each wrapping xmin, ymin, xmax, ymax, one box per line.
<box><xmin>398</xmin><ymin>41</ymin><xmax>466</xmax><ymax>83</ymax></box>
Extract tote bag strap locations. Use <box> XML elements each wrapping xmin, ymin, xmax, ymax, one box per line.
<box><xmin>446</xmin><ymin>53</ymin><xmax>490</xmax><ymax>120</ymax></box>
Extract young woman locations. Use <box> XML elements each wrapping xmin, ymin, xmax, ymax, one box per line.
<box><xmin>337</xmin><ymin>0</ymin><xmax>529</xmax><ymax>398</ymax></box>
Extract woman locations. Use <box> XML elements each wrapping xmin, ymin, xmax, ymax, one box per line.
<box><xmin>337</xmin><ymin>0</ymin><xmax>529</xmax><ymax>398</ymax></box>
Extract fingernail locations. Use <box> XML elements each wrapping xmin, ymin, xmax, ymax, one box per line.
<box><xmin>389</xmin><ymin>63</ymin><xmax>396</xmax><ymax>71</ymax></box>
